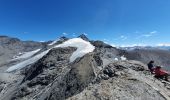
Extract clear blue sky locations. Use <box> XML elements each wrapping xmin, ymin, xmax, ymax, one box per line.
<box><xmin>0</xmin><ymin>0</ymin><xmax>170</xmax><ymax>46</ymax></box>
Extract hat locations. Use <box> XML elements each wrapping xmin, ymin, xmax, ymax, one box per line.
<box><xmin>150</xmin><ymin>60</ymin><xmax>154</xmax><ymax>63</ymax></box>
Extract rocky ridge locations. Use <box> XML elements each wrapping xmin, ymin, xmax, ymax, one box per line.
<box><xmin>0</xmin><ymin>35</ymin><xmax>170</xmax><ymax>100</ymax></box>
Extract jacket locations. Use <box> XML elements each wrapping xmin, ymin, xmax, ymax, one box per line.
<box><xmin>154</xmin><ymin>68</ymin><xmax>168</xmax><ymax>76</ymax></box>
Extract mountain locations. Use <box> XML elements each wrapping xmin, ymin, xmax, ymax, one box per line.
<box><xmin>119</xmin><ymin>46</ymin><xmax>170</xmax><ymax>71</ymax></box>
<box><xmin>157</xmin><ymin>46</ymin><xmax>170</xmax><ymax>51</ymax></box>
<box><xmin>78</xmin><ymin>34</ymin><xmax>89</xmax><ymax>41</ymax></box>
<box><xmin>0</xmin><ymin>36</ymin><xmax>50</xmax><ymax>68</ymax></box>
<box><xmin>120</xmin><ymin>46</ymin><xmax>170</xmax><ymax>51</ymax></box>
<box><xmin>0</xmin><ymin>35</ymin><xmax>170</xmax><ymax>100</ymax></box>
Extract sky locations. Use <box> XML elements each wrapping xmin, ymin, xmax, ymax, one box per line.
<box><xmin>0</xmin><ymin>0</ymin><xmax>170</xmax><ymax>46</ymax></box>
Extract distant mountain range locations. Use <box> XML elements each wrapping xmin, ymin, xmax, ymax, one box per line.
<box><xmin>119</xmin><ymin>46</ymin><xmax>170</xmax><ymax>51</ymax></box>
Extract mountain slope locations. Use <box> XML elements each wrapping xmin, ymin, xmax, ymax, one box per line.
<box><xmin>0</xmin><ymin>36</ymin><xmax>47</xmax><ymax>67</ymax></box>
<box><xmin>0</xmin><ymin>35</ymin><xmax>170</xmax><ymax>100</ymax></box>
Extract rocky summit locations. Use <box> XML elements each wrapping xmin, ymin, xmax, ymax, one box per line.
<box><xmin>0</xmin><ymin>35</ymin><xmax>170</xmax><ymax>100</ymax></box>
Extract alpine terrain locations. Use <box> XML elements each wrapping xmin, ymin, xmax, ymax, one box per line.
<box><xmin>0</xmin><ymin>35</ymin><xmax>170</xmax><ymax>100</ymax></box>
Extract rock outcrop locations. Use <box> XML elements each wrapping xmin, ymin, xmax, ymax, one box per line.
<box><xmin>68</xmin><ymin>61</ymin><xmax>170</xmax><ymax>100</ymax></box>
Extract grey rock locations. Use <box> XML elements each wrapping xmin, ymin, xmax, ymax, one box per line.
<box><xmin>91</xmin><ymin>40</ymin><xmax>113</xmax><ymax>48</ymax></box>
<box><xmin>23</xmin><ymin>47</ymin><xmax>76</xmax><ymax>82</ymax></box>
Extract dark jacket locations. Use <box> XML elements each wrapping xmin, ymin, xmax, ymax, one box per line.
<box><xmin>148</xmin><ymin>63</ymin><xmax>154</xmax><ymax>70</ymax></box>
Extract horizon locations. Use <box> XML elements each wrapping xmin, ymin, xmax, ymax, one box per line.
<box><xmin>0</xmin><ymin>0</ymin><xmax>170</xmax><ymax>46</ymax></box>
<box><xmin>2</xmin><ymin>34</ymin><xmax>170</xmax><ymax>47</ymax></box>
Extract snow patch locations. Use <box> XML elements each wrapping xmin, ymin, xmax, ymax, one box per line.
<box><xmin>120</xmin><ymin>55</ymin><xmax>127</xmax><ymax>61</ymax></box>
<box><xmin>12</xmin><ymin>49</ymin><xmax>41</xmax><ymax>60</ymax></box>
<box><xmin>6</xmin><ymin>50</ymin><xmax>50</xmax><ymax>72</ymax></box>
<box><xmin>48</xmin><ymin>39</ymin><xmax>59</xmax><ymax>46</ymax></box>
<box><xmin>114</xmin><ymin>58</ymin><xmax>119</xmax><ymax>61</ymax></box>
<box><xmin>55</xmin><ymin>38</ymin><xmax>95</xmax><ymax>62</ymax></box>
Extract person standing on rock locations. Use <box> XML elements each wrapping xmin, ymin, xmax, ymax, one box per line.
<box><xmin>147</xmin><ymin>60</ymin><xmax>155</xmax><ymax>74</ymax></box>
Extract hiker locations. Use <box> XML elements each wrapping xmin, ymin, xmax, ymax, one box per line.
<box><xmin>154</xmin><ymin>66</ymin><xmax>169</xmax><ymax>81</ymax></box>
<box><xmin>147</xmin><ymin>60</ymin><xmax>155</xmax><ymax>73</ymax></box>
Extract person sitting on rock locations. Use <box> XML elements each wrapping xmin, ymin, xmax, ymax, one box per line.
<box><xmin>154</xmin><ymin>66</ymin><xmax>169</xmax><ymax>81</ymax></box>
<box><xmin>147</xmin><ymin>60</ymin><xmax>155</xmax><ymax>73</ymax></box>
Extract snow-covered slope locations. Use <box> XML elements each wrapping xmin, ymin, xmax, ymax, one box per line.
<box><xmin>6</xmin><ymin>50</ymin><xmax>50</xmax><ymax>72</ymax></box>
<box><xmin>12</xmin><ymin>49</ymin><xmax>41</xmax><ymax>60</ymax></box>
<box><xmin>55</xmin><ymin>38</ymin><xmax>95</xmax><ymax>62</ymax></box>
<box><xmin>48</xmin><ymin>39</ymin><xmax>59</xmax><ymax>46</ymax></box>
<box><xmin>6</xmin><ymin>38</ymin><xmax>95</xmax><ymax>72</ymax></box>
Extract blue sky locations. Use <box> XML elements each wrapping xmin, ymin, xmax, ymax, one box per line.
<box><xmin>0</xmin><ymin>0</ymin><xmax>170</xmax><ymax>46</ymax></box>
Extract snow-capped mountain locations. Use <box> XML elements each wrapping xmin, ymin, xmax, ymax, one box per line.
<box><xmin>120</xmin><ymin>46</ymin><xmax>170</xmax><ymax>51</ymax></box>
<box><xmin>157</xmin><ymin>46</ymin><xmax>170</xmax><ymax>50</ymax></box>
<box><xmin>6</xmin><ymin>38</ymin><xmax>95</xmax><ymax>72</ymax></box>
<box><xmin>0</xmin><ymin>35</ymin><xmax>170</xmax><ymax>100</ymax></box>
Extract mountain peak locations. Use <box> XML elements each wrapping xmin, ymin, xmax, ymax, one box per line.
<box><xmin>78</xmin><ymin>34</ymin><xmax>89</xmax><ymax>41</ymax></box>
<box><xmin>59</xmin><ymin>36</ymin><xmax>68</xmax><ymax>40</ymax></box>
